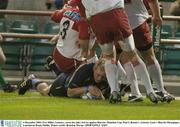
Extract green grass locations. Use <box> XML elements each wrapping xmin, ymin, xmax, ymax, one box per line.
<box><xmin>0</xmin><ymin>92</ymin><xmax>180</xmax><ymax>120</ymax></box>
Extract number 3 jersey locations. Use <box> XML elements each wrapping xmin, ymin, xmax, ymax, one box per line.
<box><xmin>51</xmin><ymin>8</ymin><xmax>92</xmax><ymax>61</ymax></box>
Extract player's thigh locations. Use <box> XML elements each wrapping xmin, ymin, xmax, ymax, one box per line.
<box><xmin>133</xmin><ymin>21</ymin><xmax>153</xmax><ymax>51</ymax></box>
<box><xmin>90</xmin><ymin>9</ymin><xmax>132</xmax><ymax>44</ymax></box>
<box><xmin>49</xmin><ymin>73</ymin><xmax>69</xmax><ymax>97</ymax></box>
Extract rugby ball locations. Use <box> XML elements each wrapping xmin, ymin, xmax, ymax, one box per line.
<box><xmin>81</xmin><ymin>92</ymin><xmax>97</xmax><ymax>100</ymax></box>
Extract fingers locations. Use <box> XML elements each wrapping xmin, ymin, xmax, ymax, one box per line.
<box><xmin>100</xmin><ymin>93</ymin><xmax>106</xmax><ymax>100</ymax></box>
<box><xmin>153</xmin><ymin>17</ymin><xmax>162</xmax><ymax>28</ymax></box>
<box><xmin>88</xmin><ymin>86</ymin><xmax>105</xmax><ymax>100</ymax></box>
<box><xmin>50</xmin><ymin>35</ymin><xmax>59</xmax><ymax>43</ymax></box>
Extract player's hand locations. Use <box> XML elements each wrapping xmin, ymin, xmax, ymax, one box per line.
<box><xmin>88</xmin><ymin>86</ymin><xmax>105</xmax><ymax>100</ymax></box>
<box><xmin>50</xmin><ymin>34</ymin><xmax>59</xmax><ymax>44</ymax></box>
<box><xmin>152</xmin><ymin>16</ymin><xmax>162</xmax><ymax>29</ymax></box>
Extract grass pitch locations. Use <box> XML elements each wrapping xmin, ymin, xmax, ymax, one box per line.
<box><xmin>0</xmin><ymin>91</ymin><xmax>180</xmax><ymax>120</ymax></box>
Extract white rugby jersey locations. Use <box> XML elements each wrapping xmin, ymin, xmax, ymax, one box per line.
<box><xmin>51</xmin><ymin>8</ymin><xmax>95</xmax><ymax>61</ymax></box>
<box><xmin>56</xmin><ymin>17</ymin><xmax>95</xmax><ymax>61</ymax></box>
<box><xmin>125</xmin><ymin>0</ymin><xmax>149</xmax><ymax>29</ymax></box>
<box><xmin>81</xmin><ymin>0</ymin><xmax>124</xmax><ymax>18</ymax></box>
<box><xmin>56</xmin><ymin>17</ymin><xmax>82</xmax><ymax>61</ymax></box>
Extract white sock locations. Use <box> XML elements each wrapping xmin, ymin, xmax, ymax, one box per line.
<box><xmin>105</xmin><ymin>60</ymin><xmax>119</xmax><ymax>93</ymax></box>
<box><xmin>134</xmin><ymin>58</ymin><xmax>154</xmax><ymax>94</ymax></box>
<box><xmin>147</xmin><ymin>59</ymin><xmax>166</xmax><ymax>92</ymax></box>
<box><xmin>117</xmin><ymin>60</ymin><xmax>127</xmax><ymax>84</ymax></box>
<box><xmin>123</xmin><ymin>62</ymin><xmax>142</xmax><ymax>96</ymax></box>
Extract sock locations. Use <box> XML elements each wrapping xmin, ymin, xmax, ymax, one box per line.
<box><xmin>133</xmin><ymin>57</ymin><xmax>154</xmax><ymax>94</ymax></box>
<box><xmin>117</xmin><ymin>60</ymin><xmax>127</xmax><ymax>84</ymax></box>
<box><xmin>147</xmin><ymin>59</ymin><xmax>166</xmax><ymax>93</ymax></box>
<box><xmin>31</xmin><ymin>78</ymin><xmax>44</xmax><ymax>88</ymax></box>
<box><xmin>0</xmin><ymin>67</ymin><xmax>7</xmax><ymax>88</ymax></box>
<box><xmin>123</xmin><ymin>62</ymin><xmax>142</xmax><ymax>96</ymax></box>
<box><xmin>105</xmin><ymin>60</ymin><xmax>119</xmax><ymax>93</ymax></box>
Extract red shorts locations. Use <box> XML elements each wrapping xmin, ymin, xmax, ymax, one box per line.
<box><xmin>53</xmin><ymin>48</ymin><xmax>83</xmax><ymax>73</ymax></box>
<box><xmin>90</xmin><ymin>8</ymin><xmax>132</xmax><ymax>44</ymax></box>
<box><xmin>133</xmin><ymin>21</ymin><xmax>153</xmax><ymax>51</ymax></box>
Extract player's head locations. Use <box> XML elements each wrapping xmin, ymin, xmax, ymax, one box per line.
<box><xmin>93</xmin><ymin>59</ymin><xmax>106</xmax><ymax>83</ymax></box>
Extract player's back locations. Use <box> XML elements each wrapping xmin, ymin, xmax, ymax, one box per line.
<box><xmin>51</xmin><ymin>8</ymin><xmax>85</xmax><ymax>60</ymax></box>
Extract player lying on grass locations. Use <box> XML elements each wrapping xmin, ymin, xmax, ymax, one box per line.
<box><xmin>18</xmin><ymin>59</ymin><xmax>109</xmax><ymax>100</ymax></box>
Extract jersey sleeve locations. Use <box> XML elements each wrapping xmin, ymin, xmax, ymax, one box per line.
<box><xmin>51</xmin><ymin>9</ymin><xmax>64</xmax><ymax>23</ymax></box>
<box><xmin>68</xmin><ymin>64</ymin><xmax>91</xmax><ymax>89</ymax></box>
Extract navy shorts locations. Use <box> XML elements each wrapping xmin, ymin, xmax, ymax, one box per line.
<box><xmin>48</xmin><ymin>73</ymin><xmax>70</xmax><ymax>97</ymax></box>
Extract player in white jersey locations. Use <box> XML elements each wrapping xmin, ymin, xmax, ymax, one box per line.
<box><xmin>81</xmin><ymin>0</ymin><xmax>124</xmax><ymax>18</ymax></box>
<box><xmin>67</xmin><ymin>0</ymin><xmax>156</xmax><ymax>103</ymax></box>
<box><xmin>123</xmin><ymin>0</ymin><xmax>174</xmax><ymax>102</ymax></box>
<box><xmin>50</xmin><ymin>7</ymin><xmax>98</xmax><ymax>74</ymax></box>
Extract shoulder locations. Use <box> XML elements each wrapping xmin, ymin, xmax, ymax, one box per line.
<box><xmin>76</xmin><ymin>63</ymin><xmax>94</xmax><ymax>74</ymax></box>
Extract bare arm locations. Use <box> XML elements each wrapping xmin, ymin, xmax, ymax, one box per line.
<box><xmin>67</xmin><ymin>86</ymin><xmax>87</xmax><ymax>97</ymax></box>
<box><xmin>148</xmin><ymin>0</ymin><xmax>162</xmax><ymax>28</ymax></box>
<box><xmin>67</xmin><ymin>86</ymin><xmax>105</xmax><ymax>100</ymax></box>
<box><xmin>50</xmin><ymin>34</ymin><xmax>59</xmax><ymax>44</ymax></box>
<box><xmin>79</xmin><ymin>39</ymin><xmax>89</xmax><ymax>58</ymax></box>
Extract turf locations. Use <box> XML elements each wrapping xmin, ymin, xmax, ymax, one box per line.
<box><xmin>0</xmin><ymin>91</ymin><xmax>180</xmax><ymax>120</ymax></box>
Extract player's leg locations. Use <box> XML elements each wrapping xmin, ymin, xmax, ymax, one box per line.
<box><xmin>18</xmin><ymin>74</ymin><xmax>44</xmax><ymax>95</ymax></box>
<box><xmin>48</xmin><ymin>73</ymin><xmax>69</xmax><ymax>97</ymax></box>
<box><xmin>0</xmin><ymin>66</ymin><xmax>17</xmax><ymax>92</ymax></box>
<box><xmin>126</xmin><ymin>22</ymin><xmax>161</xmax><ymax>103</ymax></box>
<box><xmin>0</xmin><ymin>46</ymin><xmax>17</xmax><ymax>92</ymax></box>
<box><xmin>117</xmin><ymin>30</ymin><xmax>150</xmax><ymax>100</ymax></box>
<box><xmin>0</xmin><ymin>46</ymin><xmax>6</xmax><ymax>88</ymax></box>
<box><xmin>36</xmin><ymin>82</ymin><xmax>50</xmax><ymax>96</ymax></box>
<box><xmin>99</xmin><ymin>43</ymin><xmax>121</xmax><ymax>103</ymax></box>
<box><xmin>141</xmin><ymin>47</ymin><xmax>175</xmax><ymax>102</ymax></box>
<box><xmin>134</xmin><ymin>21</ymin><xmax>174</xmax><ymax>102</ymax></box>
<box><xmin>121</xmin><ymin>61</ymin><xmax>143</xmax><ymax>102</ymax></box>
<box><xmin>0</xmin><ymin>46</ymin><xmax>6</xmax><ymax>64</ymax></box>
<box><xmin>53</xmin><ymin>48</ymin><xmax>82</xmax><ymax>73</ymax></box>
<box><xmin>46</xmin><ymin>56</ymin><xmax>62</xmax><ymax>76</ymax></box>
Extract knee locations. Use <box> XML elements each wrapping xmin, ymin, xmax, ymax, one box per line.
<box><xmin>37</xmin><ymin>83</ymin><xmax>50</xmax><ymax>96</ymax></box>
<box><xmin>119</xmin><ymin>34</ymin><xmax>135</xmax><ymax>52</ymax></box>
<box><xmin>67</xmin><ymin>88</ymin><xmax>74</xmax><ymax>97</ymax></box>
